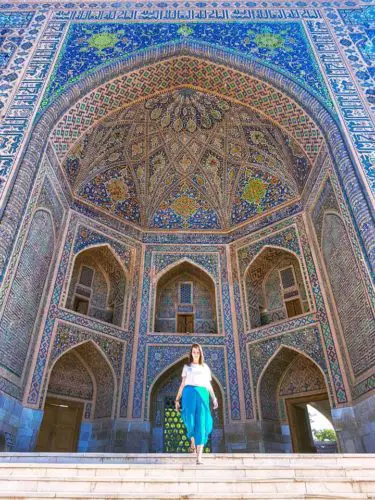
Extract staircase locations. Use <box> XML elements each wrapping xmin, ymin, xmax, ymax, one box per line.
<box><xmin>0</xmin><ymin>453</ymin><xmax>374</xmax><ymax>499</ymax></box>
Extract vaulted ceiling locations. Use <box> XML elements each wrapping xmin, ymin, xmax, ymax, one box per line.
<box><xmin>64</xmin><ymin>88</ymin><xmax>310</xmax><ymax>231</ymax></box>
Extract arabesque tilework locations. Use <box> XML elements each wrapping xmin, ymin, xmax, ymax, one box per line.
<box><xmin>50</xmin><ymin>57</ymin><xmax>324</xmax><ymax>164</ymax></box>
<box><xmin>41</xmin><ymin>21</ymin><xmax>332</xmax><ymax>110</ymax></box>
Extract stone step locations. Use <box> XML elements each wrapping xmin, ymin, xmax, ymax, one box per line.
<box><xmin>0</xmin><ymin>493</ymin><xmax>373</xmax><ymax>500</ymax></box>
<box><xmin>0</xmin><ymin>492</ymin><xmax>372</xmax><ymax>500</ymax></box>
<box><xmin>0</xmin><ymin>475</ymin><xmax>374</xmax><ymax>495</ymax></box>
<box><xmin>2</xmin><ymin>454</ymin><xmax>375</xmax><ymax>465</ymax></box>
<box><xmin>1</xmin><ymin>455</ymin><xmax>374</xmax><ymax>499</ymax></box>
<box><xmin>0</xmin><ymin>463</ymin><xmax>374</xmax><ymax>480</ymax></box>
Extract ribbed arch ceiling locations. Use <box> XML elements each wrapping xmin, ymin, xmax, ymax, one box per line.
<box><xmin>65</xmin><ymin>87</ymin><xmax>309</xmax><ymax>231</ymax></box>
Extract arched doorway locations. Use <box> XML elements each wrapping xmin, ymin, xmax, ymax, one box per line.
<box><xmin>150</xmin><ymin>359</ymin><xmax>224</xmax><ymax>452</ymax></box>
<box><xmin>257</xmin><ymin>347</ymin><xmax>334</xmax><ymax>453</ymax></box>
<box><xmin>35</xmin><ymin>341</ymin><xmax>115</xmax><ymax>452</ymax></box>
<box><xmin>245</xmin><ymin>247</ymin><xmax>309</xmax><ymax>329</ymax></box>
<box><xmin>154</xmin><ymin>262</ymin><xmax>217</xmax><ymax>334</ymax></box>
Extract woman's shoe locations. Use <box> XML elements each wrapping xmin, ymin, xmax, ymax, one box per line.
<box><xmin>196</xmin><ymin>459</ymin><xmax>203</xmax><ymax>465</ymax></box>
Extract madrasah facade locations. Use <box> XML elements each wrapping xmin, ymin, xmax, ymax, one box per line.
<box><xmin>0</xmin><ymin>0</ymin><xmax>374</xmax><ymax>454</ymax></box>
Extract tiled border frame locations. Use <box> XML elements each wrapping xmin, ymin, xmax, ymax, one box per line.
<box><xmin>0</xmin><ymin>13</ymin><xmax>68</xmax><ymax>206</ymax></box>
<box><xmin>1</xmin><ymin>1</ymin><xmax>373</xmax><ymax>11</ymax></box>
<box><xmin>304</xmin><ymin>19</ymin><xmax>375</xmax><ymax>196</ymax></box>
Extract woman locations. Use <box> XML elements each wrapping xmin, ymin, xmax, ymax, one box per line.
<box><xmin>175</xmin><ymin>343</ymin><xmax>218</xmax><ymax>464</ymax></box>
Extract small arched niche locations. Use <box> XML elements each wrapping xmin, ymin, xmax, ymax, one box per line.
<box><xmin>245</xmin><ymin>247</ymin><xmax>309</xmax><ymax>329</ymax></box>
<box><xmin>66</xmin><ymin>245</ymin><xmax>127</xmax><ymax>326</ymax></box>
<box><xmin>154</xmin><ymin>261</ymin><xmax>217</xmax><ymax>334</ymax></box>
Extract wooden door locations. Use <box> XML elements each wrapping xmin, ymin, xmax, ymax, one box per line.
<box><xmin>186</xmin><ymin>314</ymin><xmax>194</xmax><ymax>333</ymax></box>
<box><xmin>286</xmin><ymin>298</ymin><xmax>302</xmax><ymax>318</ymax></box>
<box><xmin>177</xmin><ymin>314</ymin><xmax>194</xmax><ymax>333</ymax></box>
<box><xmin>35</xmin><ymin>398</ymin><xmax>83</xmax><ymax>452</ymax></box>
<box><xmin>177</xmin><ymin>315</ymin><xmax>185</xmax><ymax>333</ymax></box>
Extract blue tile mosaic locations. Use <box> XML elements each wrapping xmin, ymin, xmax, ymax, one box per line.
<box><xmin>41</xmin><ymin>21</ymin><xmax>332</xmax><ymax>110</ymax></box>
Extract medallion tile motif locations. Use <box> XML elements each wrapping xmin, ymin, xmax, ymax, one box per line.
<box><xmin>66</xmin><ymin>90</ymin><xmax>307</xmax><ymax>230</ymax></box>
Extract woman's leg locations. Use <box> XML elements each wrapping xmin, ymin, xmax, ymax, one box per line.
<box><xmin>181</xmin><ymin>386</ymin><xmax>197</xmax><ymax>444</ymax></box>
<box><xmin>189</xmin><ymin>436</ymin><xmax>195</xmax><ymax>452</ymax></box>
<box><xmin>196</xmin><ymin>444</ymin><xmax>204</xmax><ymax>464</ymax></box>
<box><xmin>194</xmin><ymin>388</ymin><xmax>213</xmax><ymax>463</ymax></box>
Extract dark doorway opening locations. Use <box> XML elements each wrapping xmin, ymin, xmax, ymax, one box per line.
<box><xmin>286</xmin><ymin>393</ymin><xmax>335</xmax><ymax>453</ymax></box>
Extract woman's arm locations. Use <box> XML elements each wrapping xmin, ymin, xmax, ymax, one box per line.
<box><xmin>207</xmin><ymin>382</ymin><xmax>218</xmax><ymax>409</ymax></box>
<box><xmin>206</xmin><ymin>365</ymin><xmax>218</xmax><ymax>409</ymax></box>
<box><xmin>175</xmin><ymin>377</ymin><xmax>186</xmax><ymax>411</ymax></box>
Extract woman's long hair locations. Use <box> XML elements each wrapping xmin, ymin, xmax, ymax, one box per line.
<box><xmin>188</xmin><ymin>343</ymin><xmax>205</xmax><ymax>365</ymax></box>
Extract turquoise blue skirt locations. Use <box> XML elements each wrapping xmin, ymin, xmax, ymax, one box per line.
<box><xmin>181</xmin><ymin>385</ymin><xmax>213</xmax><ymax>446</ymax></box>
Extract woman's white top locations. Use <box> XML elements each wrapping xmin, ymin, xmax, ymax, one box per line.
<box><xmin>181</xmin><ymin>363</ymin><xmax>212</xmax><ymax>388</ymax></box>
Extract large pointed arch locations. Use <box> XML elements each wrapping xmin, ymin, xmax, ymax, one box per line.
<box><xmin>154</xmin><ymin>256</ymin><xmax>217</xmax><ymax>285</ymax></box>
<box><xmin>68</xmin><ymin>242</ymin><xmax>130</xmax><ymax>286</ymax></box>
<box><xmin>1</xmin><ymin>46</ymin><xmax>373</xmax><ymax>278</ymax></box>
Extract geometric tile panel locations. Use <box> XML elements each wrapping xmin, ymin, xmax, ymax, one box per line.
<box><xmin>50</xmin><ymin>57</ymin><xmax>324</xmax><ymax>166</ymax></box>
<box><xmin>65</xmin><ymin>93</ymin><xmax>307</xmax><ymax>230</ymax></box>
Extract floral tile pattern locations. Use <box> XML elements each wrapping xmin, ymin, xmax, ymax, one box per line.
<box><xmin>41</xmin><ymin>21</ymin><xmax>332</xmax><ymax>110</ymax></box>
